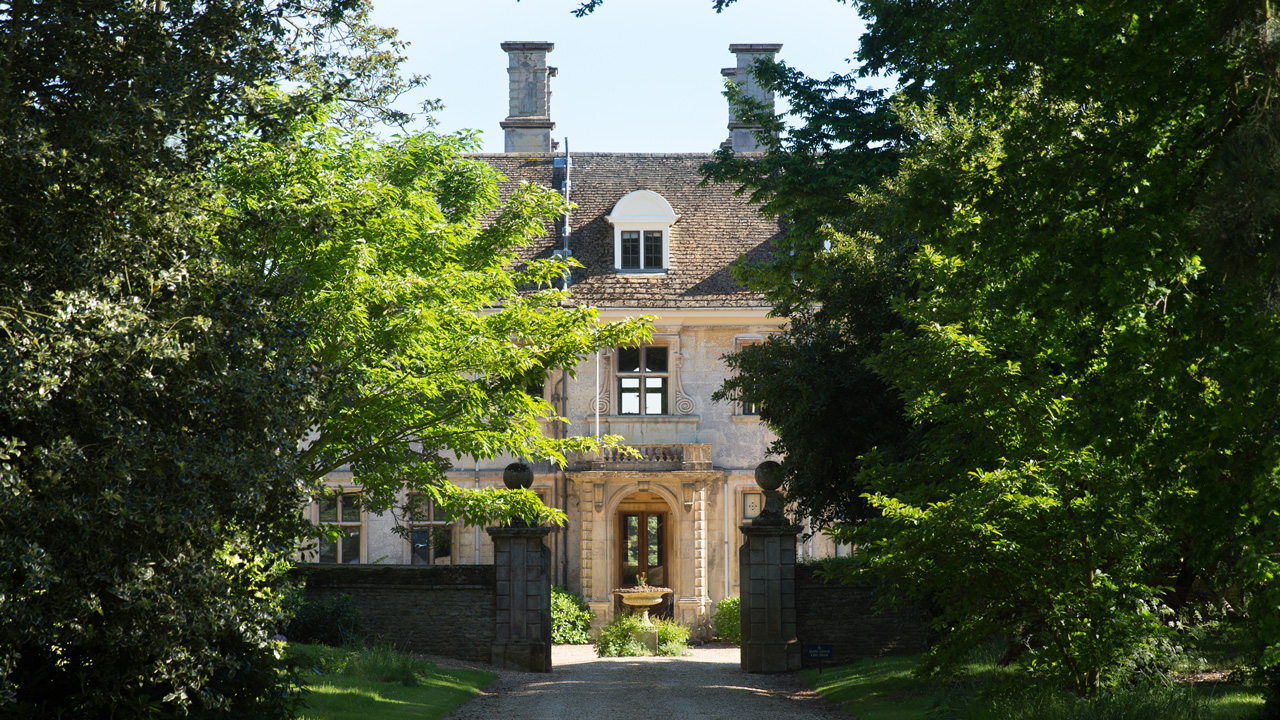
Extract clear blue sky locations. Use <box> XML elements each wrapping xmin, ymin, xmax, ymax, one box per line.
<box><xmin>369</xmin><ymin>0</ymin><xmax>874</xmax><ymax>153</ymax></box>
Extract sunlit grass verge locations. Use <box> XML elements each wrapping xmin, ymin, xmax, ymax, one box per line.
<box><xmin>801</xmin><ymin>654</ymin><xmax>1264</xmax><ymax>720</ymax></box>
<box><xmin>289</xmin><ymin>643</ymin><xmax>495</xmax><ymax>720</ymax></box>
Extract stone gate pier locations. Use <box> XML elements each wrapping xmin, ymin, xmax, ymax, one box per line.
<box><xmin>738</xmin><ymin>461</ymin><xmax>802</xmax><ymax>672</ymax></box>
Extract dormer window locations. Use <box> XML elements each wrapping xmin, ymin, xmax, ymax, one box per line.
<box><xmin>621</xmin><ymin>230</ymin><xmax>663</xmax><ymax>270</ymax></box>
<box><xmin>606</xmin><ymin>190</ymin><xmax>679</xmax><ymax>273</ymax></box>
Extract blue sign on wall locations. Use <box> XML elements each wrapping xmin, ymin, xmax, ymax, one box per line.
<box><xmin>805</xmin><ymin>643</ymin><xmax>833</xmax><ymax>659</ymax></box>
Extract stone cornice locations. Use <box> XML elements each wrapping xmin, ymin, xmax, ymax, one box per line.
<box><xmin>565</xmin><ymin>469</ymin><xmax>725</xmax><ymax>483</ymax></box>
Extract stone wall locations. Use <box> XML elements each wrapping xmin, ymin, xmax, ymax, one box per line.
<box><xmin>298</xmin><ymin>564</ymin><xmax>496</xmax><ymax>663</ymax></box>
<box><xmin>794</xmin><ymin>565</ymin><xmax>927</xmax><ymax>668</ymax></box>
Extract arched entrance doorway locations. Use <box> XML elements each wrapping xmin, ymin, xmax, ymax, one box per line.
<box><xmin>615</xmin><ymin>489</ymin><xmax>674</xmax><ymax>620</ymax></box>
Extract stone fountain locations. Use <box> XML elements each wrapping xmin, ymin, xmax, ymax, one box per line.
<box><xmin>614</xmin><ymin>583</ymin><xmax>671</xmax><ymax>654</ymax></box>
<box><xmin>613</xmin><ymin>585</ymin><xmax>672</xmax><ymax>627</ymax></box>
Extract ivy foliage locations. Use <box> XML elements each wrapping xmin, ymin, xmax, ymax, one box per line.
<box><xmin>706</xmin><ymin>0</ymin><xmax>1280</xmax><ymax>699</ymax></box>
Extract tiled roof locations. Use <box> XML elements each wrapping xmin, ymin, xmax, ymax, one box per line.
<box><xmin>474</xmin><ymin>153</ymin><xmax>781</xmax><ymax>309</ymax></box>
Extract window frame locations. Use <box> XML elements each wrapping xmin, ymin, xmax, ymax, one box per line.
<box><xmin>618</xmin><ymin>228</ymin><xmax>667</xmax><ymax>272</ymax></box>
<box><xmin>616</xmin><ymin>345</ymin><xmax>670</xmax><ymax>416</ymax></box>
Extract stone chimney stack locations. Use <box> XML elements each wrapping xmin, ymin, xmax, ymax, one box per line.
<box><xmin>721</xmin><ymin>43</ymin><xmax>782</xmax><ymax>153</ymax></box>
<box><xmin>500</xmin><ymin>41</ymin><xmax>556</xmax><ymax>153</ymax></box>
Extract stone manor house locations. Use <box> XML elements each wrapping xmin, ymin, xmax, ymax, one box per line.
<box><xmin>309</xmin><ymin>41</ymin><xmax>844</xmax><ymax>628</ymax></box>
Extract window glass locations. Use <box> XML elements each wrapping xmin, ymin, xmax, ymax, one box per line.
<box><xmin>412</xmin><ymin>526</ymin><xmax>453</xmax><ymax>565</ymax></box>
<box><xmin>645</xmin><ymin>377</ymin><xmax>668</xmax><ymax>415</ymax></box>
<box><xmin>621</xmin><ymin>231</ymin><xmax>640</xmax><ymax>269</ymax></box>
<box><xmin>318</xmin><ymin>496</ymin><xmax>337</xmax><ymax>522</ymax></box>
<box><xmin>407</xmin><ymin>494</ymin><xmax>455</xmax><ymax>565</ymax></box>
<box><xmin>318</xmin><ymin>536</ymin><xmax>338</xmax><ymax>563</ymax></box>
<box><xmin>620</xmin><ymin>512</ymin><xmax>665</xmax><ymax>587</ymax></box>
<box><xmin>643</xmin><ymin>230</ymin><xmax>663</xmax><ymax>268</ymax></box>
<box><xmin>341</xmin><ymin>528</ymin><xmax>360</xmax><ymax>564</ymax></box>
<box><xmin>643</xmin><ymin>346</ymin><xmax>667</xmax><ymax>373</ymax></box>
<box><xmin>619</xmin><ymin>377</ymin><xmax>641</xmax><ymax>415</ymax></box>
<box><xmin>340</xmin><ymin>497</ymin><xmax>360</xmax><ymax>523</ymax></box>
<box><xmin>617</xmin><ymin>347</ymin><xmax>642</xmax><ymax>373</ymax></box>
<box><xmin>623</xmin><ymin>514</ymin><xmax>640</xmax><ymax>585</ymax></box>
<box><xmin>736</xmin><ymin>339</ymin><xmax>763</xmax><ymax>415</ymax></box>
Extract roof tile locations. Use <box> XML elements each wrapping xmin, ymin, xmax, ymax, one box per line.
<box><xmin>475</xmin><ymin>153</ymin><xmax>780</xmax><ymax>309</ymax></box>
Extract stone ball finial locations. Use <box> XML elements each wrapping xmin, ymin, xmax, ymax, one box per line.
<box><xmin>503</xmin><ymin>462</ymin><xmax>534</xmax><ymax>490</ymax></box>
<box><xmin>754</xmin><ymin>460</ymin><xmax>784</xmax><ymax>492</ymax></box>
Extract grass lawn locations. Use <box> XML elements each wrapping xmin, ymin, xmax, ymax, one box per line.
<box><xmin>289</xmin><ymin>644</ymin><xmax>495</xmax><ymax>720</ymax></box>
<box><xmin>802</xmin><ymin>655</ymin><xmax>938</xmax><ymax>720</ymax></box>
<box><xmin>802</xmin><ymin>649</ymin><xmax>1265</xmax><ymax>720</ymax></box>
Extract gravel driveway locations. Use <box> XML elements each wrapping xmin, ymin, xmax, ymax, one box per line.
<box><xmin>444</xmin><ymin>644</ymin><xmax>849</xmax><ymax>720</ymax></box>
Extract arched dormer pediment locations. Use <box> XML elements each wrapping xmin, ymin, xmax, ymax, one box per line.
<box><xmin>605</xmin><ymin>190</ymin><xmax>680</xmax><ymax>273</ymax></box>
<box><xmin>606</xmin><ymin>190</ymin><xmax>680</xmax><ymax>224</ymax></box>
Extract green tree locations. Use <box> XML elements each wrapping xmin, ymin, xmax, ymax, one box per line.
<box><xmin>216</xmin><ymin>114</ymin><xmax>647</xmax><ymax>523</ymax></box>
<box><xmin>2</xmin><ymin>0</ymin><xmax>627</xmax><ymax>714</ymax></box>
<box><xmin>0</xmin><ymin>0</ymin><xmax>345</xmax><ymax>710</ymax></box>
<box><xmin>703</xmin><ymin>0</ymin><xmax>1280</xmax><ymax>698</ymax></box>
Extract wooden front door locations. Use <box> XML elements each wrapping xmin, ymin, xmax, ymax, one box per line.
<box><xmin>619</xmin><ymin>511</ymin><xmax>667</xmax><ymax>589</ymax></box>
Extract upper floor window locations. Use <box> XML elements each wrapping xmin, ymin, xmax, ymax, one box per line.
<box><xmin>621</xmin><ymin>230</ymin><xmax>664</xmax><ymax>270</ymax></box>
<box><xmin>618</xmin><ymin>345</ymin><xmax>668</xmax><ymax>415</ymax></box>
<box><xmin>734</xmin><ymin>337</ymin><xmax>766</xmax><ymax>416</ymax></box>
<box><xmin>606</xmin><ymin>190</ymin><xmax>680</xmax><ymax>273</ymax></box>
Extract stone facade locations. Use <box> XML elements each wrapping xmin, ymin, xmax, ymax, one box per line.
<box><xmin>315</xmin><ymin>42</ymin><xmax>853</xmax><ymax>633</ymax></box>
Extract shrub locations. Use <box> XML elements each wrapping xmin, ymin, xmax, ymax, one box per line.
<box><xmin>284</xmin><ymin>593</ymin><xmax>362</xmax><ymax>647</ymax></box>
<box><xmin>654</xmin><ymin>617</ymin><xmax>690</xmax><ymax>657</ymax></box>
<box><xmin>597</xmin><ymin>613</ymin><xmax>649</xmax><ymax>657</ymax></box>
<box><xmin>552</xmin><ymin>586</ymin><xmax>594</xmax><ymax>644</ymax></box>
<box><xmin>596</xmin><ymin>612</ymin><xmax>690</xmax><ymax>657</ymax></box>
<box><xmin>713</xmin><ymin>597</ymin><xmax>741</xmax><ymax>644</ymax></box>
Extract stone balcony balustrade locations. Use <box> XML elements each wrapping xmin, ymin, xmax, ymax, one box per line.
<box><xmin>573</xmin><ymin>443</ymin><xmax>712</xmax><ymax>472</ymax></box>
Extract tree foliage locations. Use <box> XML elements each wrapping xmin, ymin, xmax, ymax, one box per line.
<box><xmin>706</xmin><ymin>0</ymin><xmax>1280</xmax><ymax>697</ymax></box>
<box><xmin>216</xmin><ymin>115</ymin><xmax>647</xmax><ymax>524</ymax></box>
<box><xmin>0</xmin><ymin>0</ymin><xmax>637</xmax><ymax>715</ymax></box>
<box><xmin>0</xmin><ymin>0</ymin><xmax>343</xmax><ymax>711</ymax></box>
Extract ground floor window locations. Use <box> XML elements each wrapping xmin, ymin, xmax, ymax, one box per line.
<box><xmin>317</xmin><ymin>493</ymin><xmax>362</xmax><ymax>564</ymax></box>
<box><xmin>406</xmin><ymin>494</ymin><xmax>454</xmax><ymax>565</ymax></box>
